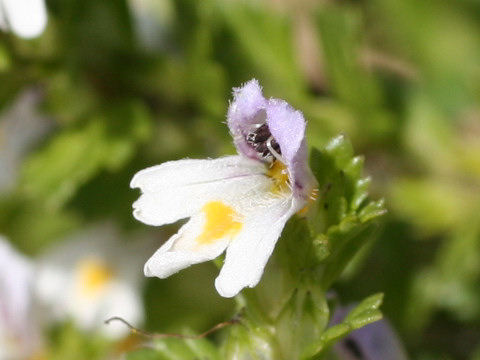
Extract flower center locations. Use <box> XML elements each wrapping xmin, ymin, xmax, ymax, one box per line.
<box><xmin>267</xmin><ymin>160</ymin><xmax>291</xmax><ymax>194</ymax></box>
<box><xmin>76</xmin><ymin>258</ymin><xmax>114</xmax><ymax>297</ymax></box>
<box><xmin>196</xmin><ymin>201</ymin><xmax>243</xmax><ymax>245</ymax></box>
<box><xmin>246</xmin><ymin>123</ymin><xmax>283</xmax><ymax>163</ymax></box>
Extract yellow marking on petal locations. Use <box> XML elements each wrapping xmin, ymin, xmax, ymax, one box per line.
<box><xmin>196</xmin><ymin>201</ymin><xmax>243</xmax><ymax>245</ymax></box>
<box><xmin>76</xmin><ymin>258</ymin><xmax>114</xmax><ymax>297</ymax></box>
<box><xmin>267</xmin><ymin>161</ymin><xmax>291</xmax><ymax>194</ymax></box>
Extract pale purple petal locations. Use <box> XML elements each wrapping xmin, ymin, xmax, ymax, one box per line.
<box><xmin>265</xmin><ymin>99</ymin><xmax>305</xmax><ymax>164</ymax></box>
<box><xmin>289</xmin><ymin>138</ymin><xmax>315</xmax><ymax>199</ymax></box>
<box><xmin>265</xmin><ymin>99</ymin><xmax>315</xmax><ymax>198</ymax></box>
<box><xmin>227</xmin><ymin>79</ymin><xmax>316</xmax><ymax>200</ymax></box>
<box><xmin>227</xmin><ymin>79</ymin><xmax>268</xmax><ymax>160</ymax></box>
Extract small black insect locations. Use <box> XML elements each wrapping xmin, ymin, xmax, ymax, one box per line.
<box><xmin>246</xmin><ymin>123</ymin><xmax>282</xmax><ymax>161</ymax></box>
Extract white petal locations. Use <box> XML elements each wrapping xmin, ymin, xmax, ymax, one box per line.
<box><xmin>99</xmin><ymin>281</ymin><xmax>144</xmax><ymax>339</ymax></box>
<box><xmin>1</xmin><ymin>0</ymin><xmax>47</xmax><ymax>38</ymax></box>
<box><xmin>144</xmin><ymin>200</ymin><xmax>242</xmax><ymax>278</ymax></box>
<box><xmin>0</xmin><ymin>236</ymin><xmax>40</xmax><ymax>357</ymax></box>
<box><xmin>0</xmin><ymin>236</ymin><xmax>33</xmax><ymax>328</ymax></box>
<box><xmin>214</xmin><ymin>197</ymin><xmax>299</xmax><ymax>298</ymax></box>
<box><xmin>34</xmin><ymin>224</ymin><xmax>148</xmax><ymax>337</ymax></box>
<box><xmin>131</xmin><ymin>155</ymin><xmax>267</xmax><ymax>226</ymax></box>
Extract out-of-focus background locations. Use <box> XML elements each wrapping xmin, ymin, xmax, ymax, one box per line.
<box><xmin>1</xmin><ymin>0</ymin><xmax>479</xmax><ymax>359</ymax></box>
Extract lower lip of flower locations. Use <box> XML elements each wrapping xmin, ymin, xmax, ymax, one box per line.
<box><xmin>195</xmin><ymin>201</ymin><xmax>243</xmax><ymax>246</ymax></box>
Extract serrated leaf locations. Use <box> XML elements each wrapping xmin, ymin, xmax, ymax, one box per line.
<box><xmin>359</xmin><ymin>198</ymin><xmax>387</xmax><ymax>223</ymax></box>
<box><xmin>312</xmin><ymin>234</ymin><xmax>331</xmax><ymax>262</ymax></box>
<box><xmin>344</xmin><ymin>155</ymin><xmax>365</xmax><ymax>180</ymax></box>
<box><xmin>308</xmin><ymin>135</ymin><xmax>386</xmax><ymax>288</ymax></box>
<box><xmin>310</xmin><ymin>135</ymin><xmax>372</xmax><ymax>232</ymax></box>
<box><xmin>323</xmin><ymin>134</ymin><xmax>354</xmax><ymax>168</ymax></box>
<box><xmin>350</xmin><ymin>177</ymin><xmax>370</xmax><ymax>211</ymax></box>
<box><xmin>320</xmin><ymin>219</ymin><xmax>380</xmax><ymax>290</ymax></box>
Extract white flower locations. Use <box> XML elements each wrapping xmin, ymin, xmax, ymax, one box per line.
<box><xmin>35</xmin><ymin>224</ymin><xmax>148</xmax><ymax>339</ymax></box>
<box><xmin>0</xmin><ymin>236</ymin><xmax>42</xmax><ymax>360</ymax></box>
<box><xmin>131</xmin><ymin>79</ymin><xmax>317</xmax><ymax>298</ymax></box>
<box><xmin>0</xmin><ymin>0</ymin><xmax>47</xmax><ymax>38</ymax></box>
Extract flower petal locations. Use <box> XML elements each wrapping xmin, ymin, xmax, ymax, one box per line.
<box><xmin>144</xmin><ymin>200</ymin><xmax>244</xmax><ymax>278</ymax></box>
<box><xmin>1</xmin><ymin>0</ymin><xmax>47</xmax><ymax>38</ymax></box>
<box><xmin>266</xmin><ymin>99</ymin><xmax>306</xmax><ymax>166</ymax></box>
<box><xmin>266</xmin><ymin>100</ymin><xmax>316</xmax><ymax>199</ymax></box>
<box><xmin>227</xmin><ymin>79</ymin><xmax>268</xmax><ymax>160</ymax></box>
<box><xmin>226</xmin><ymin>80</ymin><xmax>317</xmax><ymax>200</ymax></box>
<box><xmin>0</xmin><ymin>236</ymin><xmax>33</xmax><ymax>329</ymax></box>
<box><xmin>214</xmin><ymin>198</ymin><xmax>298</xmax><ymax>298</ymax></box>
<box><xmin>0</xmin><ymin>236</ymin><xmax>40</xmax><ymax>357</ymax></box>
<box><xmin>131</xmin><ymin>156</ymin><xmax>267</xmax><ymax>226</ymax></box>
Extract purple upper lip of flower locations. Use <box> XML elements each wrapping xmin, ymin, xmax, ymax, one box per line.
<box><xmin>227</xmin><ymin>79</ymin><xmax>314</xmax><ymax>199</ymax></box>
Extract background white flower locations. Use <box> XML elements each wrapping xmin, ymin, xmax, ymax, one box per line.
<box><xmin>0</xmin><ymin>0</ymin><xmax>48</xmax><ymax>38</ymax></box>
<box><xmin>35</xmin><ymin>223</ymin><xmax>152</xmax><ymax>339</ymax></box>
<box><xmin>0</xmin><ymin>236</ymin><xmax>43</xmax><ymax>360</ymax></box>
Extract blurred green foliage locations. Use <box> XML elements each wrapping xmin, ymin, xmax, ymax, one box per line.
<box><xmin>1</xmin><ymin>0</ymin><xmax>480</xmax><ymax>359</ymax></box>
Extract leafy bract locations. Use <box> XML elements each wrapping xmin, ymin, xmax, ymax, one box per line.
<box><xmin>309</xmin><ymin>134</ymin><xmax>386</xmax><ymax>289</ymax></box>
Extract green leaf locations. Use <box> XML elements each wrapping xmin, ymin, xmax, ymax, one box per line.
<box><xmin>273</xmin><ymin>288</ymin><xmax>329</xmax><ymax>360</ymax></box>
<box><xmin>308</xmin><ymin>135</ymin><xmax>386</xmax><ymax>289</ymax></box>
<box><xmin>344</xmin><ymin>293</ymin><xmax>384</xmax><ymax>321</ymax></box>
<box><xmin>319</xmin><ymin>216</ymin><xmax>378</xmax><ymax>290</ymax></box>
<box><xmin>300</xmin><ymin>293</ymin><xmax>384</xmax><ymax>359</ymax></box>
<box><xmin>222</xmin><ymin>317</ymin><xmax>278</xmax><ymax>360</ymax></box>
<box><xmin>21</xmin><ymin>101</ymin><xmax>152</xmax><ymax>209</ymax></box>
<box><xmin>46</xmin><ymin>321</ymin><xmax>112</xmax><ymax>360</ymax></box>
<box><xmin>127</xmin><ymin>337</ymin><xmax>221</xmax><ymax>360</ymax></box>
<box><xmin>240</xmin><ymin>135</ymin><xmax>386</xmax><ymax>359</ymax></box>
